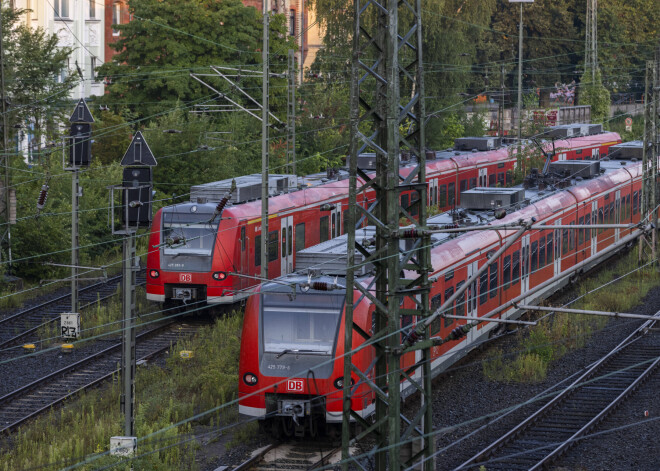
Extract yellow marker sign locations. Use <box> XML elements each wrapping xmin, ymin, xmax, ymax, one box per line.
<box><xmin>179</xmin><ymin>350</ymin><xmax>194</xmax><ymax>359</ymax></box>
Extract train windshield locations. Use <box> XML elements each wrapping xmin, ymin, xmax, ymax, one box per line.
<box><xmin>261</xmin><ymin>293</ymin><xmax>344</xmax><ymax>356</ymax></box>
<box><xmin>161</xmin><ymin>212</ymin><xmax>218</xmax><ymax>257</ymax></box>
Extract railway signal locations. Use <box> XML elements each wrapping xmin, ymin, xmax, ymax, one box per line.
<box><xmin>109</xmin><ymin>131</ymin><xmax>157</xmax><ymax>445</ymax></box>
<box><xmin>65</xmin><ymin>99</ymin><xmax>94</xmax><ymax>316</ymax></box>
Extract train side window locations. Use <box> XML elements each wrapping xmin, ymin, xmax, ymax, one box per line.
<box><xmin>503</xmin><ymin>255</ymin><xmax>511</xmax><ymax>289</ymax></box>
<box><xmin>448</xmin><ymin>183</ymin><xmax>455</xmax><ymax>206</ymax></box>
<box><xmin>430</xmin><ymin>293</ymin><xmax>442</xmax><ymax>334</ymax></box>
<box><xmin>255</xmin><ymin>235</ymin><xmax>261</xmax><ymax>267</ymax></box>
<box><xmin>401</xmin><ymin>194</ymin><xmax>409</xmax><ymax>211</ymax></box>
<box><xmin>539</xmin><ymin>237</ymin><xmax>546</xmax><ymax>267</ymax></box>
<box><xmin>578</xmin><ymin>217</ymin><xmax>584</xmax><ymax>245</ymax></box>
<box><xmin>320</xmin><ymin>216</ymin><xmax>329</xmax><ymax>243</ymax></box>
<box><xmin>479</xmin><ymin>271</ymin><xmax>488</xmax><ymax>305</ymax></box>
<box><xmin>444</xmin><ymin>269</ymin><xmax>454</xmax><ymax>282</ymax></box>
<box><xmin>488</xmin><ymin>174</ymin><xmax>496</xmax><ymax>187</ymax></box>
<box><xmin>584</xmin><ymin>214</ymin><xmax>591</xmax><ymax>240</ymax></box>
<box><xmin>569</xmin><ymin>222</ymin><xmax>575</xmax><ymax>250</ymax></box>
<box><xmin>497</xmin><ymin>172</ymin><xmax>504</xmax><ymax>187</ymax></box>
<box><xmin>598</xmin><ymin>208</ymin><xmax>604</xmax><ymax>233</ymax></box>
<box><xmin>240</xmin><ymin>226</ymin><xmax>246</xmax><ymax>251</ymax></box>
<box><xmin>444</xmin><ymin>287</ymin><xmax>454</xmax><ymax>327</ymax></box>
<box><xmin>531</xmin><ymin>241</ymin><xmax>538</xmax><ymax>273</ymax></box>
<box><xmin>268</xmin><ymin>231</ymin><xmax>278</xmax><ymax>262</ymax></box>
<box><xmin>562</xmin><ymin>228</ymin><xmax>569</xmax><ymax>255</ymax></box>
<box><xmin>456</xmin><ymin>281</ymin><xmax>465</xmax><ymax>317</ymax></box>
<box><xmin>410</xmin><ymin>192</ymin><xmax>419</xmax><ymax>216</ymax></box>
<box><xmin>460</xmin><ymin>179</ymin><xmax>467</xmax><ymax>193</ymax></box>
<box><xmin>546</xmin><ymin>234</ymin><xmax>553</xmax><ymax>263</ymax></box>
<box><xmin>609</xmin><ymin>202</ymin><xmax>615</xmax><ymax>224</ymax></box>
<box><xmin>506</xmin><ymin>170</ymin><xmax>513</xmax><ymax>185</ymax></box>
<box><xmin>603</xmin><ymin>204</ymin><xmax>609</xmax><ymax>229</ymax></box>
<box><xmin>295</xmin><ymin>223</ymin><xmax>305</xmax><ymax>253</ymax></box>
<box><xmin>288</xmin><ymin>226</ymin><xmax>293</xmax><ymax>256</ymax></box>
<box><xmin>633</xmin><ymin>191</ymin><xmax>638</xmax><ymax>215</ymax></box>
<box><xmin>439</xmin><ymin>185</ymin><xmax>447</xmax><ymax>207</ymax></box>
<box><xmin>489</xmin><ymin>261</ymin><xmax>498</xmax><ymax>298</ymax></box>
<box><xmin>626</xmin><ymin>194</ymin><xmax>630</xmax><ymax>220</ymax></box>
<box><xmin>469</xmin><ymin>177</ymin><xmax>477</xmax><ymax>189</ymax></box>
<box><xmin>512</xmin><ymin>250</ymin><xmax>520</xmax><ymax>282</ymax></box>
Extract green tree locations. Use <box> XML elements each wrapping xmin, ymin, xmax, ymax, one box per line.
<box><xmin>1</xmin><ymin>5</ymin><xmax>77</xmax><ymax>157</ymax></box>
<box><xmin>98</xmin><ymin>0</ymin><xmax>295</xmax><ymax>123</ymax></box>
<box><xmin>92</xmin><ymin>111</ymin><xmax>132</xmax><ymax>166</ymax></box>
<box><xmin>579</xmin><ymin>68</ymin><xmax>610</xmax><ymax>123</ymax></box>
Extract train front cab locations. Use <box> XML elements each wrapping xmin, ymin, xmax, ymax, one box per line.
<box><xmin>239</xmin><ymin>283</ymin><xmax>373</xmax><ymax>437</ymax></box>
<box><xmin>146</xmin><ymin>204</ymin><xmax>239</xmax><ymax>307</ymax></box>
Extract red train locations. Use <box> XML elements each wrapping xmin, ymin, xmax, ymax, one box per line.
<box><xmin>146</xmin><ymin>130</ymin><xmax>621</xmax><ymax>307</ymax></box>
<box><xmin>238</xmin><ymin>143</ymin><xmax>649</xmax><ymax>437</ymax></box>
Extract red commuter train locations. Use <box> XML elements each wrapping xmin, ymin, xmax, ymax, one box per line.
<box><xmin>146</xmin><ymin>129</ymin><xmax>621</xmax><ymax>307</ymax></box>
<box><xmin>238</xmin><ymin>144</ymin><xmax>649</xmax><ymax>436</ymax></box>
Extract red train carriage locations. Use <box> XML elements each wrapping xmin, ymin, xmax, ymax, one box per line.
<box><xmin>147</xmin><ymin>129</ymin><xmax>621</xmax><ymax>307</ymax></box>
<box><xmin>238</xmin><ymin>151</ymin><xmax>648</xmax><ymax>436</ymax></box>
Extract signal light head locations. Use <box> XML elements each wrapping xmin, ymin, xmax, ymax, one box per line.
<box><xmin>243</xmin><ymin>373</ymin><xmax>258</xmax><ymax>386</ymax></box>
<box><xmin>334</xmin><ymin>376</ymin><xmax>354</xmax><ymax>389</ymax></box>
<box><xmin>149</xmin><ymin>269</ymin><xmax>159</xmax><ymax>279</ymax></box>
<box><xmin>212</xmin><ymin>271</ymin><xmax>227</xmax><ymax>281</ymax></box>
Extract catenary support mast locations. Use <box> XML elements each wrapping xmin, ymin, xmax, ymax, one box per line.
<box><xmin>342</xmin><ymin>0</ymin><xmax>432</xmax><ymax>467</ymax></box>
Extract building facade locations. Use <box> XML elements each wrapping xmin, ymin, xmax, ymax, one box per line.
<box><xmin>14</xmin><ymin>0</ymin><xmax>105</xmax><ymax>99</ymax></box>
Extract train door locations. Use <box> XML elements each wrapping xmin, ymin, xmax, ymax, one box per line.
<box><xmin>429</xmin><ymin>179</ymin><xmax>438</xmax><ymax>207</ymax></box>
<box><xmin>591</xmin><ymin>201</ymin><xmax>598</xmax><ymax>255</ymax></box>
<box><xmin>615</xmin><ymin>190</ymin><xmax>621</xmax><ymax>242</ymax></box>
<box><xmin>239</xmin><ymin>224</ymin><xmax>248</xmax><ymax>290</ymax></box>
<box><xmin>281</xmin><ymin>216</ymin><xmax>294</xmax><ymax>274</ymax></box>
<box><xmin>554</xmin><ymin>220</ymin><xmax>561</xmax><ymax>277</ymax></box>
<box><xmin>466</xmin><ymin>260</ymin><xmax>479</xmax><ymax>342</ymax></box>
<box><xmin>479</xmin><ymin>168</ymin><xmax>487</xmax><ymax>187</ymax></box>
<box><xmin>521</xmin><ymin>235</ymin><xmax>530</xmax><ymax>301</ymax></box>
<box><xmin>331</xmin><ymin>203</ymin><xmax>342</xmax><ymax>238</ymax></box>
<box><xmin>592</xmin><ymin>147</ymin><xmax>600</xmax><ymax>159</ymax></box>
<box><xmin>558</xmin><ymin>152</ymin><xmax>567</xmax><ymax>161</ymax></box>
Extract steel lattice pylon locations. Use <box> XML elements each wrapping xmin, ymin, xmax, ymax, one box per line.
<box><xmin>341</xmin><ymin>0</ymin><xmax>432</xmax><ymax>467</ymax></box>
<box><xmin>584</xmin><ymin>0</ymin><xmax>598</xmax><ymax>82</ymax></box>
<box><xmin>640</xmin><ymin>49</ymin><xmax>659</xmax><ymax>267</ymax></box>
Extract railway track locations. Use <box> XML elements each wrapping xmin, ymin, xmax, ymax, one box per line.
<box><xmin>0</xmin><ymin>319</ymin><xmax>204</xmax><ymax>434</ymax></box>
<box><xmin>0</xmin><ymin>273</ymin><xmax>146</xmax><ymax>350</ymax></box>
<box><xmin>234</xmin><ymin>441</ymin><xmax>342</xmax><ymax>471</ymax></box>
<box><xmin>456</xmin><ymin>312</ymin><xmax>660</xmax><ymax>471</ymax></box>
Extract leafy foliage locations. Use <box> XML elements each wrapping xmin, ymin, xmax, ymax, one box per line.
<box><xmin>579</xmin><ymin>68</ymin><xmax>611</xmax><ymax>123</ymax></box>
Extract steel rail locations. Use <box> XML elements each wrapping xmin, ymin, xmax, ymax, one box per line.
<box><xmin>454</xmin><ymin>311</ymin><xmax>660</xmax><ymax>470</ymax></box>
<box><xmin>0</xmin><ymin>319</ymin><xmax>198</xmax><ymax>434</ymax></box>
<box><xmin>0</xmin><ymin>274</ymin><xmax>145</xmax><ymax>350</ymax></box>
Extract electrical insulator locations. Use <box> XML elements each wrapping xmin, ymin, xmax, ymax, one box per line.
<box><xmin>400</xmin><ymin>228</ymin><xmax>421</xmax><ymax>239</ymax></box>
<box><xmin>210</xmin><ymin>179</ymin><xmax>237</xmax><ymax>223</ymax></box>
<box><xmin>36</xmin><ymin>184</ymin><xmax>49</xmax><ymax>210</ymax></box>
<box><xmin>129</xmin><ymin>200</ymin><xmax>143</xmax><ymax>208</ymax></box>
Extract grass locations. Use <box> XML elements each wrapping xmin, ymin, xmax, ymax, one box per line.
<box><xmin>0</xmin><ymin>312</ymin><xmax>244</xmax><ymax>470</ymax></box>
<box><xmin>483</xmin><ymin>248</ymin><xmax>660</xmax><ymax>383</ymax></box>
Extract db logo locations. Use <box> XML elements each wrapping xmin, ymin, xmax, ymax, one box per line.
<box><xmin>179</xmin><ymin>273</ymin><xmax>192</xmax><ymax>283</ymax></box>
<box><xmin>287</xmin><ymin>380</ymin><xmax>304</xmax><ymax>392</ymax></box>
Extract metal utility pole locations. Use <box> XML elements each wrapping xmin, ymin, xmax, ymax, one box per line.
<box><xmin>342</xmin><ymin>0</ymin><xmax>431</xmax><ymax>468</ymax></box>
<box><xmin>585</xmin><ymin>0</ymin><xmax>598</xmax><ymax>82</ymax></box>
<box><xmin>499</xmin><ymin>64</ymin><xmax>506</xmax><ymax>138</ymax></box>
<box><xmin>261</xmin><ymin>0</ymin><xmax>270</xmax><ymax>280</ymax></box>
<box><xmin>299</xmin><ymin>0</ymin><xmax>305</xmax><ymax>85</ymax></box>
<box><xmin>287</xmin><ymin>49</ymin><xmax>296</xmax><ymax>175</ymax></box>
<box><xmin>114</xmin><ymin>131</ymin><xmax>157</xmax><ymax>441</ymax></box>
<box><xmin>0</xmin><ymin>5</ymin><xmax>11</xmax><ymax>272</ymax></box>
<box><xmin>67</xmin><ymin>100</ymin><xmax>94</xmax><ymax>313</ymax></box>
<box><xmin>640</xmin><ymin>51</ymin><xmax>659</xmax><ymax>263</ymax></box>
<box><xmin>515</xmin><ymin>1</ymin><xmax>524</xmax><ymax>140</ymax></box>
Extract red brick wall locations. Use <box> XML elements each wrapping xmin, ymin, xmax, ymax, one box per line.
<box><xmin>104</xmin><ymin>0</ymin><xmax>129</xmax><ymax>62</ymax></box>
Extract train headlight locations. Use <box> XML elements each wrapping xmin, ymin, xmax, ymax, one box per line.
<box><xmin>334</xmin><ymin>376</ymin><xmax>354</xmax><ymax>389</ymax></box>
<box><xmin>212</xmin><ymin>271</ymin><xmax>227</xmax><ymax>281</ymax></box>
<box><xmin>243</xmin><ymin>373</ymin><xmax>258</xmax><ymax>386</ymax></box>
<box><xmin>149</xmin><ymin>269</ymin><xmax>159</xmax><ymax>279</ymax></box>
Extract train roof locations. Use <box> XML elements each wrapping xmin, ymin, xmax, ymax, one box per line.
<box><xmin>286</xmin><ymin>154</ymin><xmax>640</xmax><ymax>282</ymax></box>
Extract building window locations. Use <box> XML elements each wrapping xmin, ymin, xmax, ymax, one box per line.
<box><xmin>55</xmin><ymin>0</ymin><xmax>69</xmax><ymax>18</ymax></box>
<box><xmin>89</xmin><ymin>0</ymin><xmax>95</xmax><ymax>18</ymax></box>
<box><xmin>289</xmin><ymin>10</ymin><xmax>295</xmax><ymax>36</ymax></box>
<box><xmin>112</xmin><ymin>3</ymin><xmax>121</xmax><ymax>35</ymax></box>
<box><xmin>90</xmin><ymin>57</ymin><xmax>98</xmax><ymax>82</ymax></box>
<box><xmin>58</xmin><ymin>59</ymin><xmax>69</xmax><ymax>83</ymax></box>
